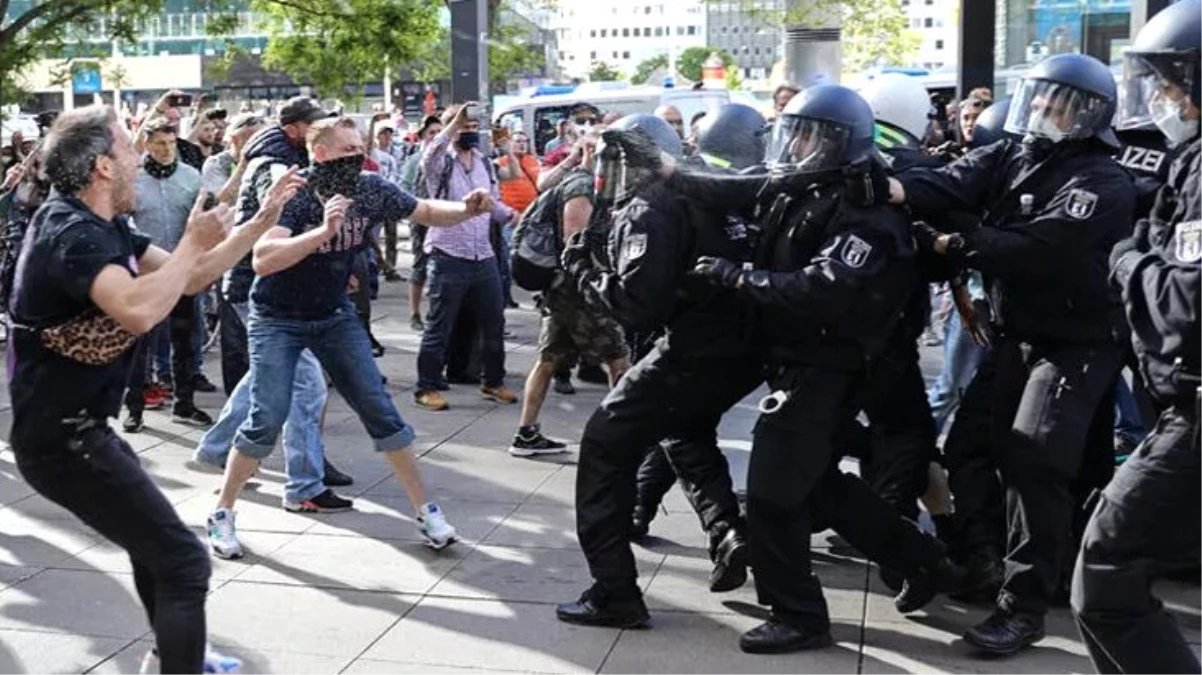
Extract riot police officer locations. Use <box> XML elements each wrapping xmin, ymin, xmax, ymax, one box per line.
<box><xmin>637</xmin><ymin>85</ymin><xmax>964</xmax><ymax>653</ymax></box>
<box><xmin>628</xmin><ymin>103</ymin><xmax>768</xmax><ymax>543</ymax></box>
<box><xmin>554</xmin><ymin>113</ymin><xmax>762</xmax><ymax>630</ymax></box>
<box><xmin>889</xmin><ymin>53</ymin><xmax>1137</xmax><ymax>655</ymax></box>
<box><xmin>1071</xmin><ymin>2</ymin><xmax>1201</xmax><ymax>671</ymax></box>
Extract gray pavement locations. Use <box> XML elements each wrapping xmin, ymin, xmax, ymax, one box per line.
<box><xmin>0</xmin><ymin>278</ymin><xmax>1197</xmax><ymax>674</ymax></box>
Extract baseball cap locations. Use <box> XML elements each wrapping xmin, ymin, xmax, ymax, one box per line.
<box><xmin>279</xmin><ymin>97</ymin><xmax>332</xmax><ymax>126</ymax></box>
<box><xmin>228</xmin><ymin>112</ymin><xmax>265</xmax><ymax>132</ymax></box>
<box><xmin>377</xmin><ymin>120</ymin><xmax>397</xmax><ymax>134</ymax></box>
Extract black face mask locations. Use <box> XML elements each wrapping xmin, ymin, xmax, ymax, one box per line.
<box><xmin>1019</xmin><ymin>135</ymin><xmax>1056</xmax><ymax>165</ymax></box>
<box><xmin>143</xmin><ymin>154</ymin><xmax>178</xmax><ymax>179</ymax></box>
<box><xmin>455</xmin><ymin>131</ymin><xmax>481</xmax><ymax>151</ymax></box>
<box><xmin>309</xmin><ymin>154</ymin><xmax>364</xmax><ymax>199</ymax></box>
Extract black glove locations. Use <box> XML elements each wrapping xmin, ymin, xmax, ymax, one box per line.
<box><xmin>844</xmin><ymin>159</ymin><xmax>891</xmax><ymax>206</ymax></box>
<box><xmin>1131</xmin><ymin>218</ymin><xmax>1153</xmax><ymax>254</ymax></box>
<box><xmin>1110</xmin><ymin>234</ymin><xmax>1139</xmax><ymax>271</ymax></box>
<box><xmin>560</xmin><ymin>231</ymin><xmax>593</xmax><ymax>278</ymax></box>
<box><xmin>691</xmin><ymin>256</ymin><xmax>743</xmax><ymax>289</ymax></box>
<box><xmin>911</xmin><ymin>221</ymin><xmax>942</xmax><ymax>254</ymax></box>
<box><xmin>600</xmin><ymin>129</ymin><xmax>663</xmax><ymax>173</ymax></box>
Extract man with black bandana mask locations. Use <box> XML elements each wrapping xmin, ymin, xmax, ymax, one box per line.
<box><xmin>888</xmin><ymin>53</ymin><xmax>1137</xmax><ymax>656</ymax></box>
<box><xmin>557</xmin><ymin>91</ymin><xmax>966</xmax><ymax>653</ymax></box>
<box><xmin>204</xmin><ymin>115</ymin><xmax>495</xmax><ymax>558</ymax></box>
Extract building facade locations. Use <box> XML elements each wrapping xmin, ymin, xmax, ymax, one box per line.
<box><xmin>705</xmin><ymin>0</ymin><xmax>785</xmax><ymax>81</ymax></box>
<box><xmin>901</xmin><ymin>0</ymin><xmax>960</xmax><ymax>70</ymax></box>
<box><xmin>550</xmin><ymin>0</ymin><xmax>708</xmax><ymax>80</ymax></box>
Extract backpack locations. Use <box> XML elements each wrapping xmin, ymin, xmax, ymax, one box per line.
<box><xmin>510</xmin><ymin>177</ymin><xmax>580</xmax><ymax>292</ymax></box>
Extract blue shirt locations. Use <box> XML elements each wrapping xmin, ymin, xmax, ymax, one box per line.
<box><xmin>250</xmin><ymin>172</ymin><xmax>417</xmax><ymax>319</ymax></box>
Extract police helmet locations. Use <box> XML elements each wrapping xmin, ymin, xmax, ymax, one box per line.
<box><xmin>860</xmin><ymin>73</ymin><xmax>932</xmax><ymax>143</ymax></box>
<box><xmin>1004</xmin><ymin>53</ymin><xmax>1120</xmax><ymax>146</ymax></box>
<box><xmin>1116</xmin><ymin>0</ymin><xmax>1200</xmax><ymax>144</ymax></box>
<box><xmin>970</xmin><ymin>97</ymin><xmax>1013</xmax><ymax>149</ymax></box>
<box><xmin>607</xmin><ymin>113</ymin><xmax>683</xmax><ymax>159</ymax></box>
<box><xmin>766</xmin><ymin>84</ymin><xmax>876</xmax><ymax>172</ymax></box>
<box><xmin>695</xmin><ymin>103</ymin><xmax>767</xmax><ymax>170</ymax></box>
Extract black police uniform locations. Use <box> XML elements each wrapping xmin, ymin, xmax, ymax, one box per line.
<box><xmin>899</xmin><ymin>138</ymin><xmax>1136</xmax><ymax>626</ymax></box>
<box><xmin>564</xmin><ymin>177</ymin><xmax>762</xmax><ymax>608</ymax></box>
<box><xmin>1072</xmin><ymin>136</ymin><xmax>1201</xmax><ymax>674</ymax></box>
<box><xmin>668</xmin><ymin>167</ymin><xmax>953</xmax><ymax>635</ymax></box>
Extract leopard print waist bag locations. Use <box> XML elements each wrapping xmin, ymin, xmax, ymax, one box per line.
<box><xmin>15</xmin><ymin>309</ymin><xmax>137</xmax><ymax>366</ymax></box>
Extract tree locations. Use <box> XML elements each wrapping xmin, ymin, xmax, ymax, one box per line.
<box><xmin>588</xmin><ymin>61</ymin><xmax>622</xmax><ymax>82</ymax></box>
<box><xmin>631</xmin><ymin>53</ymin><xmax>669</xmax><ymax>85</ymax></box>
<box><xmin>676</xmin><ymin>47</ymin><xmax>734</xmax><ymax>83</ymax></box>
<box><xmin>724</xmin><ymin>67</ymin><xmax>744</xmax><ymax>91</ymax></box>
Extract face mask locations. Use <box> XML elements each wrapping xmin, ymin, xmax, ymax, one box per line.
<box><xmin>455</xmin><ymin>131</ymin><xmax>481</xmax><ymax>151</ymax></box>
<box><xmin>1150</xmin><ymin>95</ymin><xmax>1200</xmax><ymax>147</ymax></box>
<box><xmin>1027</xmin><ymin>115</ymin><xmax>1067</xmax><ymax>143</ymax></box>
<box><xmin>310</xmin><ymin>154</ymin><xmax>364</xmax><ymax>199</ymax></box>
<box><xmin>143</xmin><ymin>154</ymin><xmax>178</xmax><ymax>179</ymax></box>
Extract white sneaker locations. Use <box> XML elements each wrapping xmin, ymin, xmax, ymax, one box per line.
<box><xmin>418</xmin><ymin>502</ymin><xmax>458</xmax><ymax>550</ymax></box>
<box><xmin>207</xmin><ymin>508</ymin><xmax>244</xmax><ymax>560</ymax></box>
<box><xmin>136</xmin><ymin>645</ymin><xmax>242</xmax><ymax>673</ymax></box>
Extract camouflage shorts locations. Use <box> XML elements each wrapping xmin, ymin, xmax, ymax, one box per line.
<box><xmin>537</xmin><ymin>285</ymin><xmax>628</xmax><ymax>368</ymax></box>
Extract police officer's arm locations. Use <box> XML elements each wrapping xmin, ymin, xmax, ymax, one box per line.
<box><xmin>582</xmin><ymin>200</ymin><xmax>680</xmax><ymax>332</ymax></box>
<box><xmin>893</xmin><ymin>142</ymin><xmax>1008</xmax><ymax>215</ymax></box>
<box><xmin>735</xmin><ymin>219</ymin><xmax>901</xmax><ymax>322</ymax></box>
<box><xmin>949</xmin><ymin>174</ymin><xmax>1135</xmax><ymax>282</ymax></box>
<box><xmin>665</xmin><ymin>168</ymin><xmax>766</xmax><ymax>215</ymax></box>
<box><xmin>1112</xmin><ymin>227</ymin><xmax>1201</xmax><ymax>349</ymax></box>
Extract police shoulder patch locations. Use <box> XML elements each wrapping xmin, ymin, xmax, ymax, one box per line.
<box><xmin>1174</xmin><ymin>220</ymin><xmax>1202</xmax><ymax>263</ymax></box>
<box><xmin>1064</xmin><ymin>188</ymin><xmax>1099</xmax><ymax>220</ymax></box>
<box><xmin>841</xmin><ymin>234</ymin><xmax>873</xmax><ymax>268</ymax></box>
<box><xmin>623</xmin><ymin>232</ymin><xmax>648</xmax><ymax>261</ymax></box>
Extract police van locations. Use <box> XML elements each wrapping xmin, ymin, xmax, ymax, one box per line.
<box><xmin>493</xmin><ymin>83</ymin><xmax>731</xmax><ymax>155</ymax></box>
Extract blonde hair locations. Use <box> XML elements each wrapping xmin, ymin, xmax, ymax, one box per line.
<box><xmin>305</xmin><ymin>116</ymin><xmax>359</xmax><ymax>148</ymax></box>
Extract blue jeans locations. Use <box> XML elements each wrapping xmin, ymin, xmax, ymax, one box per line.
<box><xmin>195</xmin><ymin>305</ymin><xmax>329</xmax><ymax>503</ymax></box>
<box><xmin>416</xmin><ymin>250</ymin><xmax>506</xmax><ymax>392</ymax></box>
<box><xmin>235</xmin><ymin>300</ymin><xmax>415</xmax><ymax>458</ymax></box>
<box><xmin>927</xmin><ymin>314</ymin><xmax>987</xmax><ymax>434</ymax></box>
<box><xmin>1113</xmin><ymin>377</ymin><xmax>1148</xmax><ymax>446</ymax></box>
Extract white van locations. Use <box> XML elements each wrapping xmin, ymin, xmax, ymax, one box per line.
<box><xmin>493</xmin><ymin>83</ymin><xmax>731</xmax><ymax>155</ymax></box>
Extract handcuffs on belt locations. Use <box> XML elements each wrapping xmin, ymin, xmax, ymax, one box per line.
<box><xmin>758</xmin><ymin>388</ymin><xmax>791</xmax><ymax>414</ymax></box>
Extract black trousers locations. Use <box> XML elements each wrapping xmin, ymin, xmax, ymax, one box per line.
<box><xmin>14</xmin><ymin>426</ymin><xmax>211</xmax><ymax>673</ymax></box>
<box><xmin>124</xmin><ymin>336</ymin><xmax>151</xmax><ymax>414</ymax></box>
<box><xmin>990</xmin><ymin>336</ymin><xmax>1123</xmax><ymax>617</ymax></box>
<box><xmin>748</xmin><ymin>364</ymin><xmax>945</xmax><ymax>630</ymax></box>
<box><xmin>218</xmin><ymin>297</ymin><xmax>249</xmax><ymax>397</ymax></box>
<box><xmin>942</xmin><ymin>347</ymin><xmax>1005</xmax><ymax>555</ymax></box>
<box><xmin>1072</xmin><ymin>403</ymin><xmax>1201</xmax><ymax>674</ymax></box>
<box><xmin>576</xmin><ymin>343</ymin><xmax>762</xmax><ymax>594</ymax></box>
<box><xmin>857</xmin><ymin>339</ymin><xmax>939</xmax><ymax>521</ymax></box>
<box><xmin>168</xmin><ymin>295</ymin><xmax>198</xmax><ymax>410</ymax></box>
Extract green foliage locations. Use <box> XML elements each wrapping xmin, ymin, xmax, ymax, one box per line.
<box><xmin>724</xmin><ymin>67</ymin><xmax>744</xmax><ymax>91</ymax></box>
<box><xmin>251</xmin><ymin>0</ymin><xmax>443</xmax><ymax>99</ymax></box>
<box><xmin>631</xmin><ymin>53</ymin><xmax>668</xmax><ymax>85</ymax></box>
<box><xmin>676</xmin><ymin>46</ymin><xmax>734</xmax><ymax>83</ymax></box>
<box><xmin>588</xmin><ymin>61</ymin><xmax>622</xmax><ymax>82</ymax></box>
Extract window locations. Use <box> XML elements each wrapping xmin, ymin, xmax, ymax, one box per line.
<box><xmin>590</xmin><ymin>29</ymin><xmax>596</xmax><ymax>37</ymax></box>
<box><xmin>687</xmin><ymin>25</ymin><xmax>696</xmax><ymax>35</ymax></box>
<box><xmin>721</xmin><ymin>26</ymin><xmax>727</xmax><ymax>34</ymax></box>
<box><xmin>910</xmin><ymin>18</ymin><xmax>921</xmax><ymax>28</ymax></box>
<box><xmin>590</xmin><ymin>51</ymin><xmax>597</xmax><ymax>59</ymax></box>
<box><xmin>623</xmin><ymin>28</ymin><xmax>630</xmax><ymax>36</ymax></box>
<box><xmin>901</xmin><ymin>0</ymin><xmax>909</xmax><ymax>4</ymax></box>
<box><xmin>633</xmin><ymin>28</ymin><xmax>640</xmax><ymax>36</ymax></box>
<box><xmin>923</xmin><ymin>17</ymin><xmax>933</xmax><ymax>27</ymax></box>
<box><xmin>753</xmin><ymin>46</ymin><xmax>760</xmax><ymax>55</ymax></box>
<box><xmin>925</xmin><ymin>0</ymin><xmax>933</xmax><ymax>4</ymax></box>
<box><xmin>676</xmin><ymin>26</ymin><xmax>684</xmax><ymax>35</ymax></box>
<box><xmin>655</xmin><ymin>27</ymin><xmax>663</xmax><ymax>36</ymax></box>
<box><xmin>623</xmin><ymin>50</ymin><xmax>630</xmax><ymax>59</ymax></box>
<box><xmin>644</xmin><ymin>26</ymin><xmax>651</xmax><ymax>35</ymax></box>
<box><xmin>935</xmin><ymin>39</ymin><xmax>944</xmax><ymax>50</ymax></box>
<box><xmin>644</xmin><ymin>5</ymin><xmax>651</xmax><ymax>13</ymax></box>
<box><xmin>732</xmin><ymin>26</ymin><xmax>740</xmax><ymax>34</ymax></box>
<box><xmin>600</xmin><ymin>29</ymin><xmax>607</xmax><ymax>37</ymax></box>
<box><xmin>612</xmin><ymin>51</ymin><xmax>618</xmax><ymax>59</ymax></box>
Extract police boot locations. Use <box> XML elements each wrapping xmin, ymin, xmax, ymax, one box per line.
<box><xmin>708</xmin><ymin>525</ymin><xmax>749</xmax><ymax>593</ymax></box>
<box><xmin>739</xmin><ymin>619</ymin><xmax>833</xmax><ymax>654</ymax></box>
<box><xmin>952</xmin><ymin>545</ymin><xmax>1005</xmax><ymax>601</ymax></box>
<box><xmin>963</xmin><ymin>609</ymin><xmax>1045</xmax><ymax>656</ymax></box>
<box><xmin>894</xmin><ymin>555</ymin><xmax>969</xmax><ymax>614</ymax></box>
<box><xmin>556</xmin><ymin>583</ymin><xmax>650</xmax><ymax>629</ymax></box>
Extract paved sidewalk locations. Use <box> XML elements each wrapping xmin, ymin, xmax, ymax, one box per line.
<box><xmin>0</xmin><ymin>280</ymin><xmax>1197</xmax><ymax>674</ymax></box>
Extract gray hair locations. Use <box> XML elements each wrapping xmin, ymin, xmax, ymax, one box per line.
<box><xmin>43</xmin><ymin>104</ymin><xmax>118</xmax><ymax>196</ymax></box>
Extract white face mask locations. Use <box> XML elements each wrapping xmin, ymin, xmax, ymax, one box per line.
<box><xmin>1028</xmin><ymin>115</ymin><xmax>1068</xmax><ymax>142</ymax></box>
<box><xmin>1150</xmin><ymin>95</ymin><xmax>1200</xmax><ymax>147</ymax></box>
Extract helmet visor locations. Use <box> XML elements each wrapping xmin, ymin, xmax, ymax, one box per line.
<box><xmin>1003</xmin><ymin>79</ymin><xmax>1112</xmax><ymax>142</ymax></box>
<box><xmin>1117</xmin><ymin>51</ymin><xmax>1199</xmax><ymax>130</ymax></box>
<box><xmin>766</xmin><ymin>115</ymin><xmax>850</xmax><ymax>172</ymax></box>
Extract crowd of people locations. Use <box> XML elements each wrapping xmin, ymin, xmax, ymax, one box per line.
<box><xmin>0</xmin><ymin>1</ymin><xmax>1198</xmax><ymax>672</ymax></box>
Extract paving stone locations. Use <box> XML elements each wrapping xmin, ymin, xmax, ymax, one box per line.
<box><xmin>481</xmin><ymin>501</ymin><xmax>582</xmax><ymax>549</ymax></box>
<box><xmin>0</xmin><ymin>511</ymin><xmax>100</xmax><ymax>567</ymax></box>
<box><xmin>205</xmin><ymin>581</ymin><xmax>415</xmax><ymax>658</ymax></box>
<box><xmin>0</xmin><ymin>565</ymin><xmax>40</xmax><ymax>590</ymax></box>
<box><xmin>56</xmin><ymin>530</ymin><xmax>299</xmax><ymax>583</ymax></box>
<box><xmin>0</xmin><ymin>569</ymin><xmax>147</xmax><ymax>639</ymax></box>
<box><xmin>234</xmin><ymin>533</ymin><xmax>467</xmax><ymax>594</ymax></box>
<box><xmin>0</xmin><ymin>628</ymin><xmax>128</xmax><ymax>674</ymax></box>
<box><xmin>170</xmin><ymin>491</ymin><xmax>318</xmax><ymax>535</ymax></box>
<box><xmin>362</xmin><ymin>596</ymin><xmax>621</xmax><ymax>673</ymax></box>
<box><xmin>90</xmin><ymin>639</ymin><xmax>354</xmax><ymax>675</ymax></box>
<box><xmin>342</xmin><ymin>658</ymin><xmax>542</xmax><ymax>674</ymax></box>
<box><xmin>305</xmin><ymin>496</ymin><xmax>515</xmax><ymax>544</ymax></box>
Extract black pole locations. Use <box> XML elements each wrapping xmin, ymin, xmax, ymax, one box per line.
<box><xmin>449</xmin><ymin>0</ymin><xmax>488</xmax><ymax>104</ymax></box>
<box><xmin>958</xmin><ymin>0</ymin><xmax>995</xmax><ymax>100</ymax></box>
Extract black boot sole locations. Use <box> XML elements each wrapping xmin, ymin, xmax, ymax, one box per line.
<box><xmin>555</xmin><ymin>607</ymin><xmax>650</xmax><ymax>629</ymax></box>
<box><xmin>739</xmin><ymin>632</ymin><xmax>833</xmax><ymax>654</ymax></box>
<box><xmin>709</xmin><ymin>541</ymin><xmax>749</xmax><ymax>592</ymax></box>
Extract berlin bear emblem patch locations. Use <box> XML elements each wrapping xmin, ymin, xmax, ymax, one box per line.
<box><xmin>1065</xmin><ymin>188</ymin><xmax>1099</xmax><ymax>220</ymax></box>
<box><xmin>1175</xmin><ymin>220</ymin><xmax>1202</xmax><ymax>263</ymax></box>
<box><xmin>841</xmin><ymin>235</ymin><xmax>873</xmax><ymax>268</ymax></box>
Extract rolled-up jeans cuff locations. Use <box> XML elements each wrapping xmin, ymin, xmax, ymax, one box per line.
<box><xmin>232</xmin><ymin>437</ymin><xmax>275</xmax><ymax>460</ymax></box>
<box><xmin>375</xmin><ymin>425</ymin><xmax>417</xmax><ymax>453</ymax></box>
